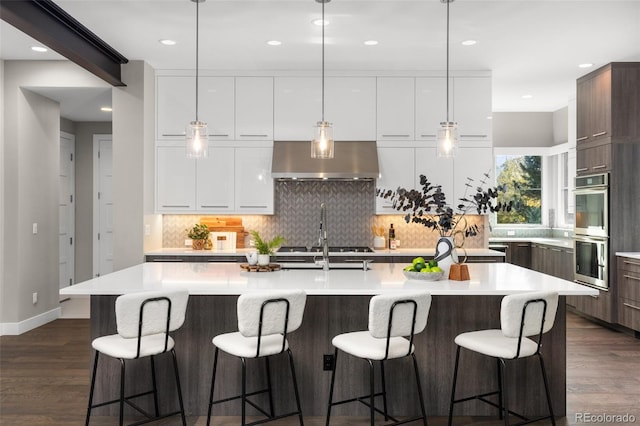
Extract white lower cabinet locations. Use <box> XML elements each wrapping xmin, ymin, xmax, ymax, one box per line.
<box><xmin>156</xmin><ymin>144</ymin><xmax>274</xmax><ymax>214</ymax></box>
<box><xmin>196</xmin><ymin>147</ymin><xmax>235</xmax><ymax>212</ymax></box>
<box><xmin>156</xmin><ymin>146</ymin><xmax>196</xmax><ymax>211</ymax></box>
<box><xmin>234</xmin><ymin>147</ymin><xmax>274</xmax><ymax>214</ymax></box>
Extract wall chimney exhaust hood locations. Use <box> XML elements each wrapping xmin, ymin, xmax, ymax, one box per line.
<box><xmin>271</xmin><ymin>141</ymin><xmax>379</xmax><ymax>180</ymax></box>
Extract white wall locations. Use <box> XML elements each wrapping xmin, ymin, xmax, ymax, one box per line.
<box><xmin>1</xmin><ymin>60</ymin><xmax>110</xmax><ymax>333</ymax></box>
<box><xmin>112</xmin><ymin>61</ymin><xmax>158</xmax><ymax>270</ymax></box>
<box><xmin>492</xmin><ymin>112</ymin><xmax>554</xmax><ymax>147</ymax></box>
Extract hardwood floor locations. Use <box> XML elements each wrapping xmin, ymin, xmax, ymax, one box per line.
<box><xmin>1</xmin><ymin>311</ymin><xmax>638</xmax><ymax>425</ymax></box>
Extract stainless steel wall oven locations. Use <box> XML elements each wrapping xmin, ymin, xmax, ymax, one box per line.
<box><xmin>574</xmin><ymin>173</ymin><xmax>609</xmax><ymax>289</ymax></box>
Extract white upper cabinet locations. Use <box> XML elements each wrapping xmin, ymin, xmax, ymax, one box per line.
<box><xmin>274</xmin><ymin>77</ymin><xmax>319</xmax><ymax>141</ymax></box>
<box><xmin>156</xmin><ymin>76</ymin><xmax>235</xmax><ymax>140</ymax></box>
<box><xmin>234</xmin><ymin>147</ymin><xmax>274</xmax><ymax>214</ymax></box>
<box><xmin>274</xmin><ymin>76</ymin><xmax>376</xmax><ymax>141</ymax></box>
<box><xmin>156</xmin><ymin>146</ymin><xmax>196</xmax><ymax>211</ymax></box>
<box><xmin>196</xmin><ymin>147</ymin><xmax>235</xmax><ymax>212</ymax></box>
<box><xmin>376</xmin><ymin>146</ymin><xmax>416</xmax><ymax>214</ymax></box>
<box><xmin>415</xmin><ymin>77</ymin><xmax>448</xmax><ymax>141</ymax></box>
<box><xmin>452</xmin><ymin>77</ymin><xmax>492</xmax><ymax>142</ymax></box>
<box><xmin>235</xmin><ymin>77</ymin><xmax>273</xmax><ymax>140</ymax></box>
<box><xmin>325</xmin><ymin>77</ymin><xmax>377</xmax><ymax>140</ymax></box>
<box><xmin>377</xmin><ymin>77</ymin><xmax>415</xmax><ymax>140</ymax></box>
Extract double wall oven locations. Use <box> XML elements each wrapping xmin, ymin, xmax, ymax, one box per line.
<box><xmin>574</xmin><ymin>173</ymin><xmax>609</xmax><ymax>290</ymax></box>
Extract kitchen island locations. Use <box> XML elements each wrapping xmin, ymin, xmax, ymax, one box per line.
<box><xmin>61</xmin><ymin>262</ymin><xmax>596</xmax><ymax>419</ymax></box>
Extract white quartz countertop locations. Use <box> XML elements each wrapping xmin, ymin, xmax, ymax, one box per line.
<box><xmin>145</xmin><ymin>247</ymin><xmax>505</xmax><ymax>257</ymax></box>
<box><xmin>616</xmin><ymin>252</ymin><xmax>640</xmax><ymax>260</ymax></box>
<box><xmin>489</xmin><ymin>237</ymin><xmax>573</xmax><ymax>249</ymax></box>
<box><xmin>61</xmin><ymin>262</ymin><xmax>597</xmax><ymax>297</ymax></box>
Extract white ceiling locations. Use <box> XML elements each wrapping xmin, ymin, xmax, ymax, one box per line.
<box><xmin>1</xmin><ymin>0</ymin><xmax>639</xmax><ymax>122</ymax></box>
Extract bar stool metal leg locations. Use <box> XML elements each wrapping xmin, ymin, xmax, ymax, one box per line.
<box><xmin>150</xmin><ymin>356</ymin><xmax>159</xmax><ymax>417</ymax></box>
<box><xmin>86</xmin><ymin>351</ymin><xmax>100</xmax><ymax>426</ymax></box>
<box><xmin>206</xmin><ymin>348</ymin><xmax>219</xmax><ymax>426</ymax></box>
<box><xmin>447</xmin><ymin>346</ymin><xmax>461</xmax><ymax>426</ymax></box>
<box><xmin>265</xmin><ymin>357</ymin><xmax>275</xmax><ymax>418</ymax></box>
<box><xmin>119</xmin><ymin>359</ymin><xmax>125</xmax><ymax>426</ymax></box>
<box><xmin>499</xmin><ymin>359</ymin><xmax>508</xmax><ymax>426</ymax></box>
<box><xmin>242</xmin><ymin>357</ymin><xmax>247</xmax><ymax>426</ymax></box>
<box><xmin>171</xmin><ymin>349</ymin><xmax>187</xmax><ymax>426</ymax></box>
<box><xmin>325</xmin><ymin>348</ymin><xmax>338</xmax><ymax>426</ymax></box>
<box><xmin>380</xmin><ymin>361</ymin><xmax>389</xmax><ymax>421</ymax></box>
<box><xmin>368</xmin><ymin>360</ymin><xmax>375</xmax><ymax>426</ymax></box>
<box><xmin>496</xmin><ymin>358</ymin><xmax>503</xmax><ymax>420</ymax></box>
<box><xmin>411</xmin><ymin>353</ymin><xmax>428</xmax><ymax>426</ymax></box>
<box><xmin>538</xmin><ymin>354</ymin><xmax>556</xmax><ymax>426</ymax></box>
<box><xmin>287</xmin><ymin>349</ymin><xmax>304</xmax><ymax>426</ymax></box>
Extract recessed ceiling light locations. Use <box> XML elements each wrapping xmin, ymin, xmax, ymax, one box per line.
<box><xmin>159</xmin><ymin>39</ymin><xmax>177</xmax><ymax>46</ymax></box>
<box><xmin>31</xmin><ymin>46</ymin><xmax>48</xmax><ymax>53</ymax></box>
<box><xmin>461</xmin><ymin>40</ymin><xmax>477</xmax><ymax>46</ymax></box>
<box><xmin>267</xmin><ymin>40</ymin><xmax>282</xmax><ymax>46</ymax></box>
<box><xmin>100</xmin><ymin>107</ymin><xmax>113</xmax><ymax>112</ymax></box>
<box><xmin>312</xmin><ymin>19</ymin><xmax>329</xmax><ymax>26</ymax></box>
<box><xmin>579</xmin><ymin>63</ymin><xmax>593</xmax><ymax>68</ymax></box>
<box><xmin>363</xmin><ymin>40</ymin><xmax>378</xmax><ymax>46</ymax></box>
<box><xmin>522</xmin><ymin>94</ymin><xmax>533</xmax><ymax>99</ymax></box>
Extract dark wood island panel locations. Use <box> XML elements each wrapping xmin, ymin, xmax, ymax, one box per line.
<box><xmin>89</xmin><ymin>294</ymin><xmax>566</xmax><ymax>419</ymax></box>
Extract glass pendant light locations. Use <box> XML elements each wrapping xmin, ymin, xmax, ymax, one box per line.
<box><xmin>437</xmin><ymin>0</ymin><xmax>458</xmax><ymax>158</ymax></box>
<box><xmin>186</xmin><ymin>0</ymin><xmax>208</xmax><ymax>159</ymax></box>
<box><xmin>311</xmin><ymin>0</ymin><xmax>334</xmax><ymax>159</ymax></box>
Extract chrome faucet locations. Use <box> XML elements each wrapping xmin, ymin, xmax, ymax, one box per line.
<box><xmin>317</xmin><ymin>203</ymin><xmax>330</xmax><ymax>270</ymax></box>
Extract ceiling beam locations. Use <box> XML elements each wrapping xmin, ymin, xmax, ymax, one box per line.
<box><xmin>1</xmin><ymin>0</ymin><xmax>128</xmax><ymax>86</ymax></box>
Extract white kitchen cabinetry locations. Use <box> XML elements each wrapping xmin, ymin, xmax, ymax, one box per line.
<box><xmin>453</xmin><ymin>77</ymin><xmax>492</xmax><ymax>143</ymax></box>
<box><xmin>235</xmin><ymin>77</ymin><xmax>273</xmax><ymax>140</ymax></box>
<box><xmin>377</xmin><ymin>77</ymin><xmax>415</xmax><ymax>140</ymax></box>
<box><xmin>156</xmin><ymin>146</ymin><xmax>196</xmax><ymax>211</ymax></box>
<box><xmin>376</xmin><ymin>147</ymin><xmax>416</xmax><ymax>214</ymax></box>
<box><xmin>414</xmin><ymin>147</ymin><xmax>454</xmax><ymax>203</ymax></box>
<box><xmin>274</xmin><ymin>77</ymin><xmax>319</xmax><ymax>141</ymax></box>
<box><xmin>274</xmin><ymin>76</ymin><xmax>376</xmax><ymax>141</ymax></box>
<box><xmin>415</xmin><ymin>77</ymin><xmax>448</xmax><ymax>141</ymax></box>
<box><xmin>196</xmin><ymin>147</ymin><xmax>235</xmax><ymax>212</ymax></box>
<box><xmin>156</xmin><ymin>76</ymin><xmax>235</xmax><ymax>140</ymax></box>
<box><xmin>234</xmin><ymin>147</ymin><xmax>274</xmax><ymax>214</ymax></box>
<box><xmin>326</xmin><ymin>77</ymin><xmax>376</xmax><ymax>140</ymax></box>
<box><xmin>452</xmin><ymin>147</ymin><xmax>494</xmax><ymax>205</ymax></box>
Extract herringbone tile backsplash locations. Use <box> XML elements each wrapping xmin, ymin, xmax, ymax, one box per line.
<box><xmin>163</xmin><ymin>181</ymin><xmax>488</xmax><ymax>249</ymax></box>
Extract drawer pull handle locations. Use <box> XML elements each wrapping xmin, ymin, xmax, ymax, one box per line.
<box><xmin>460</xmin><ymin>134</ymin><xmax>488</xmax><ymax>138</ymax></box>
<box><xmin>200</xmin><ymin>205</ymin><xmax>229</xmax><ymax>208</ymax></box>
<box><xmin>624</xmin><ymin>274</ymin><xmax>640</xmax><ymax>281</ymax></box>
<box><xmin>516</xmin><ymin>244</ymin><xmax>530</xmax><ymax>247</ymax></box>
<box><xmin>592</xmin><ymin>165</ymin><xmax>607</xmax><ymax>170</ymax></box>
<box><xmin>420</xmin><ymin>134</ymin><xmax>436</xmax><ymax>138</ymax></box>
<box><xmin>551</xmin><ymin>248</ymin><xmax>562</xmax><ymax>252</ymax></box>
<box><xmin>162</xmin><ymin>205</ymin><xmax>190</xmax><ymax>208</ymax></box>
<box><xmin>623</xmin><ymin>302</ymin><xmax>640</xmax><ymax>311</ymax></box>
<box><xmin>240</xmin><ymin>205</ymin><xmax>268</xmax><ymax>209</ymax></box>
<box><xmin>592</xmin><ymin>131</ymin><xmax>607</xmax><ymax>137</ymax></box>
<box><xmin>576</xmin><ymin>136</ymin><xmax>589</xmax><ymax>142</ymax></box>
<box><xmin>623</xmin><ymin>260</ymin><xmax>640</xmax><ymax>267</ymax></box>
<box><xmin>162</xmin><ymin>133</ymin><xmax>186</xmax><ymax>137</ymax></box>
<box><xmin>381</xmin><ymin>134</ymin><xmax>411</xmax><ymax>138</ymax></box>
<box><xmin>576</xmin><ymin>167</ymin><xmax>589</xmax><ymax>172</ymax></box>
<box><xmin>589</xmin><ymin>295</ymin><xmax>599</xmax><ymax>299</ymax></box>
<box><xmin>211</xmin><ymin>134</ymin><xmax>230</xmax><ymax>137</ymax></box>
<box><xmin>240</xmin><ymin>134</ymin><xmax>269</xmax><ymax>137</ymax></box>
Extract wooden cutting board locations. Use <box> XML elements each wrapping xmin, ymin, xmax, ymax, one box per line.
<box><xmin>240</xmin><ymin>263</ymin><xmax>281</xmax><ymax>272</ymax></box>
<box><xmin>200</xmin><ymin>217</ymin><xmax>247</xmax><ymax>248</ymax></box>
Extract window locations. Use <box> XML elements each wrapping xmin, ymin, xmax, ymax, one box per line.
<box><xmin>495</xmin><ymin>155</ymin><xmax>542</xmax><ymax>224</ymax></box>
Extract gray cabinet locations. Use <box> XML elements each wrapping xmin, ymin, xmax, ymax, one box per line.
<box><xmin>617</xmin><ymin>257</ymin><xmax>640</xmax><ymax>332</ymax></box>
<box><xmin>506</xmin><ymin>242</ymin><xmax>531</xmax><ymax>269</ymax></box>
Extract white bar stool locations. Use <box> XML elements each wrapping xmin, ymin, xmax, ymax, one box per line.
<box><xmin>325</xmin><ymin>291</ymin><xmax>432</xmax><ymax>426</ymax></box>
<box><xmin>206</xmin><ymin>289</ymin><xmax>307</xmax><ymax>426</ymax></box>
<box><xmin>447</xmin><ymin>291</ymin><xmax>559</xmax><ymax>426</ymax></box>
<box><xmin>85</xmin><ymin>289</ymin><xmax>189</xmax><ymax>426</ymax></box>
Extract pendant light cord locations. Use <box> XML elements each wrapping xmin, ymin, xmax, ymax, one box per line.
<box><xmin>445</xmin><ymin>0</ymin><xmax>450</xmax><ymax>123</ymax></box>
<box><xmin>321</xmin><ymin>0</ymin><xmax>325</xmax><ymax>122</ymax></box>
<box><xmin>195</xmin><ymin>0</ymin><xmax>200</xmax><ymax>122</ymax></box>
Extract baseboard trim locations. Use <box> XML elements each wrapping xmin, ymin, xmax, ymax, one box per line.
<box><xmin>0</xmin><ymin>307</ymin><xmax>61</xmax><ymax>336</ymax></box>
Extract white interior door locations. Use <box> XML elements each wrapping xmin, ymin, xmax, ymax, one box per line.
<box><xmin>59</xmin><ymin>132</ymin><xmax>75</xmax><ymax>299</ymax></box>
<box><xmin>93</xmin><ymin>135</ymin><xmax>113</xmax><ymax>277</ymax></box>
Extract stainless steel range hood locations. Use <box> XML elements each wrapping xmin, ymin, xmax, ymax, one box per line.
<box><xmin>271</xmin><ymin>141</ymin><xmax>379</xmax><ymax>180</ymax></box>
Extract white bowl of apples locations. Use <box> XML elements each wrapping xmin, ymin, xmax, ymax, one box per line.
<box><xmin>402</xmin><ymin>257</ymin><xmax>445</xmax><ymax>281</ymax></box>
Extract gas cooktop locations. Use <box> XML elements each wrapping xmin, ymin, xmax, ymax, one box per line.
<box><xmin>277</xmin><ymin>246</ymin><xmax>375</xmax><ymax>253</ymax></box>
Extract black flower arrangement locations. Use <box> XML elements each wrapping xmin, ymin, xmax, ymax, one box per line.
<box><xmin>376</xmin><ymin>172</ymin><xmax>514</xmax><ymax>238</ymax></box>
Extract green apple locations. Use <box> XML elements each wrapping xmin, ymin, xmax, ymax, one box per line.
<box><xmin>431</xmin><ymin>266</ymin><xmax>443</xmax><ymax>273</ymax></box>
<box><xmin>404</xmin><ymin>265</ymin><xmax>415</xmax><ymax>272</ymax></box>
<box><xmin>420</xmin><ymin>267</ymin><xmax>432</xmax><ymax>273</ymax></box>
<box><xmin>412</xmin><ymin>257</ymin><xmax>425</xmax><ymax>265</ymax></box>
<box><xmin>428</xmin><ymin>259</ymin><xmax>438</xmax><ymax>268</ymax></box>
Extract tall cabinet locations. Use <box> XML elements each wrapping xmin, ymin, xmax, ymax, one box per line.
<box><xmin>570</xmin><ymin>62</ymin><xmax>640</xmax><ymax>325</ymax></box>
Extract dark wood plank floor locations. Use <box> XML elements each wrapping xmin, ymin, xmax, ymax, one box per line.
<box><xmin>1</xmin><ymin>311</ymin><xmax>638</xmax><ymax>425</ymax></box>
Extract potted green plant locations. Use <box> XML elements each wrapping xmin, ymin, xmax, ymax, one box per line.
<box><xmin>249</xmin><ymin>230</ymin><xmax>285</xmax><ymax>265</ymax></box>
<box><xmin>186</xmin><ymin>224</ymin><xmax>211</xmax><ymax>250</ymax></box>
